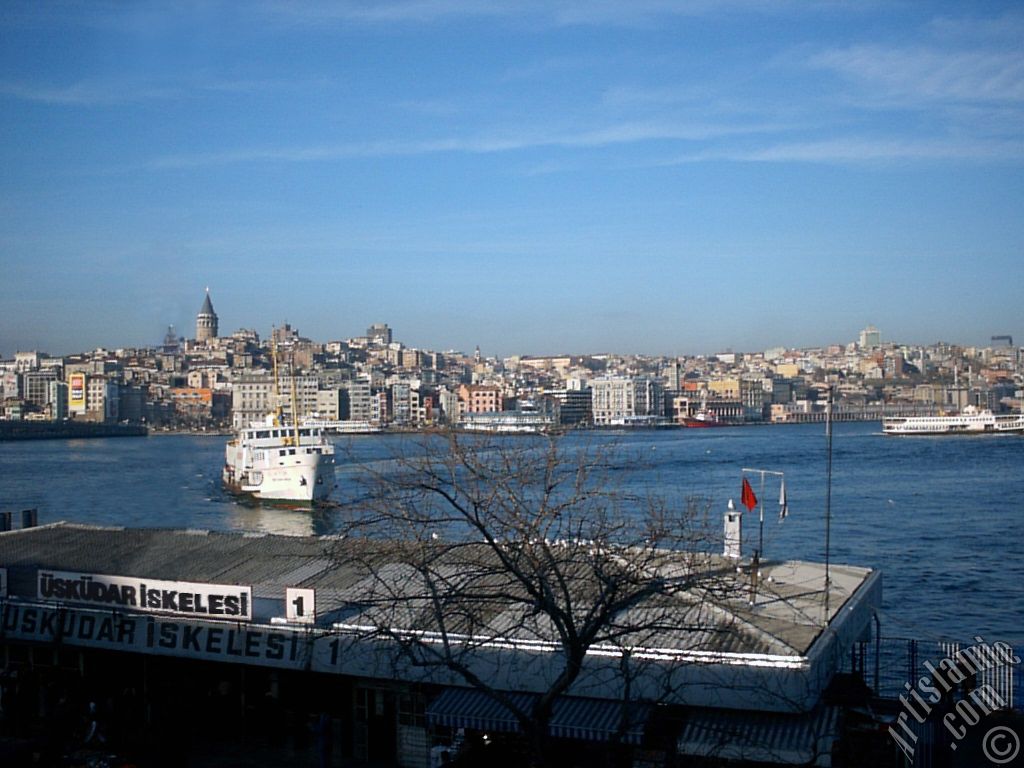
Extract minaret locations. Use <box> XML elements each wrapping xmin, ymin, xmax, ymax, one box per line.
<box><xmin>196</xmin><ymin>289</ymin><xmax>218</xmax><ymax>342</ymax></box>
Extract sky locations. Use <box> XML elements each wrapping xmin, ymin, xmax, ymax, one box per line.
<box><xmin>1</xmin><ymin>1</ymin><xmax>1022</xmax><ymax>358</ymax></box>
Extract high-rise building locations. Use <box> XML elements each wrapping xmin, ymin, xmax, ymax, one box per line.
<box><xmin>366</xmin><ymin>323</ymin><xmax>392</xmax><ymax>346</ymax></box>
<box><xmin>343</xmin><ymin>379</ymin><xmax>374</xmax><ymax>422</ymax></box>
<box><xmin>859</xmin><ymin>325</ymin><xmax>881</xmax><ymax>349</ymax></box>
<box><xmin>196</xmin><ymin>290</ymin><xmax>219</xmax><ymax>342</ymax></box>
<box><xmin>23</xmin><ymin>369</ymin><xmax>58</xmax><ymax>406</ymax></box>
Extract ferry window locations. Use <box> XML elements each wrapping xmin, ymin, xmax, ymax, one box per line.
<box><xmin>279</xmin><ymin>450</ymin><xmax>286</xmax><ymax>456</ymax></box>
<box><xmin>257</xmin><ymin>430</ymin><xmax>270</xmax><ymax>439</ymax></box>
<box><xmin>289</xmin><ymin>448</ymin><xmax>296</xmax><ymax>455</ymax></box>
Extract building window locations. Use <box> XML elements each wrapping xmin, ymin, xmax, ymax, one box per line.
<box><xmin>398</xmin><ymin>693</ymin><xmax>425</xmax><ymax>727</ymax></box>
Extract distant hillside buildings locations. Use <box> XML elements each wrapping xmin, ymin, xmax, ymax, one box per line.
<box><xmin>1</xmin><ymin>311</ymin><xmax>1021</xmax><ymax>431</ymax></box>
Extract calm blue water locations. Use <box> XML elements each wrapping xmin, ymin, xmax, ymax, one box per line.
<box><xmin>1</xmin><ymin>423</ymin><xmax>1022</xmax><ymax>647</ymax></box>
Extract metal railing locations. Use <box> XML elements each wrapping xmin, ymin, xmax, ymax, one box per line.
<box><xmin>847</xmin><ymin>636</ymin><xmax>1021</xmax><ymax>711</ymax></box>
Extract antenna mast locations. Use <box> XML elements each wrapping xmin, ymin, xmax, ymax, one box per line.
<box><xmin>271</xmin><ymin>328</ymin><xmax>283</xmax><ymax>427</ymax></box>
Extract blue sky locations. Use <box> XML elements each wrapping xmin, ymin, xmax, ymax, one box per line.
<box><xmin>1</xmin><ymin>1</ymin><xmax>1022</xmax><ymax>357</ymax></box>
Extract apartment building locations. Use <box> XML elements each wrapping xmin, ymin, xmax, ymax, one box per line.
<box><xmin>590</xmin><ymin>377</ymin><xmax>664</xmax><ymax>426</ymax></box>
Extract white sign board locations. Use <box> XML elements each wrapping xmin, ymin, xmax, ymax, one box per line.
<box><xmin>285</xmin><ymin>587</ymin><xmax>316</xmax><ymax>624</ymax></box>
<box><xmin>38</xmin><ymin>570</ymin><xmax>253</xmax><ymax>621</ymax></box>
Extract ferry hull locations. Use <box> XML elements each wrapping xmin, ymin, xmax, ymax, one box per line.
<box><xmin>223</xmin><ymin>430</ymin><xmax>336</xmax><ymax>503</ymax></box>
<box><xmin>681</xmin><ymin>418</ymin><xmax>727</xmax><ymax>428</ymax></box>
<box><xmin>223</xmin><ymin>455</ymin><xmax>334</xmax><ymax>502</ymax></box>
<box><xmin>883</xmin><ymin>412</ymin><xmax>1024</xmax><ymax>436</ymax></box>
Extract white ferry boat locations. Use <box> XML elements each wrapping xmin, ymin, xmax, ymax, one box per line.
<box><xmin>458</xmin><ymin>411</ymin><xmax>556</xmax><ymax>434</ymax></box>
<box><xmin>882</xmin><ymin>405</ymin><xmax>1024</xmax><ymax>436</ymax></box>
<box><xmin>223</xmin><ymin>415</ymin><xmax>336</xmax><ymax>502</ymax></box>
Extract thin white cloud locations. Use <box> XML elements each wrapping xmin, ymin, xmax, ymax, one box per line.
<box><xmin>257</xmin><ymin>0</ymin><xmax>518</xmax><ymax>25</ymax></box>
<box><xmin>257</xmin><ymin>0</ymin><xmax>860</xmax><ymax>27</ymax></box>
<box><xmin>927</xmin><ymin>12</ymin><xmax>1024</xmax><ymax>44</ymax></box>
<box><xmin>0</xmin><ymin>76</ymin><xmax>325</xmax><ymax>106</ymax></box>
<box><xmin>0</xmin><ymin>80</ymin><xmax>173</xmax><ymax>106</ymax></box>
<box><xmin>662</xmin><ymin>137</ymin><xmax>1024</xmax><ymax>164</ymax></box>
<box><xmin>145</xmin><ymin>119</ymin><xmax>788</xmax><ymax>169</ymax></box>
<box><xmin>808</xmin><ymin>45</ymin><xmax>1024</xmax><ymax>104</ymax></box>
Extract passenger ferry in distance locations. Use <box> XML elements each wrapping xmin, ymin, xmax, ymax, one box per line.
<box><xmin>223</xmin><ymin>335</ymin><xmax>336</xmax><ymax>503</ymax></box>
<box><xmin>882</xmin><ymin>405</ymin><xmax>1024</xmax><ymax>436</ymax></box>
<box><xmin>223</xmin><ymin>415</ymin><xmax>336</xmax><ymax>502</ymax></box>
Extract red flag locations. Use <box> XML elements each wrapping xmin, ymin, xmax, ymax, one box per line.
<box><xmin>741</xmin><ymin>477</ymin><xmax>758</xmax><ymax>512</ymax></box>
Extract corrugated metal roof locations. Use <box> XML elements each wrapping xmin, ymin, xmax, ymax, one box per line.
<box><xmin>0</xmin><ymin>522</ymin><xmax>873</xmax><ymax>661</ymax></box>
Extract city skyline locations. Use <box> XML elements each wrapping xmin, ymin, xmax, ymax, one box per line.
<box><xmin>2</xmin><ymin>2</ymin><xmax>1022</xmax><ymax>357</ymax></box>
<box><xmin>2</xmin><ymin>292</ymin><xmax>1015</xmax><ymax>361</ymax></box>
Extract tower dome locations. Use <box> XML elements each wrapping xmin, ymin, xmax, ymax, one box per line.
<box><xmin>196</xmin><ymin>289</ymin><xmax>219</xmax><ymax>342</ymax></box>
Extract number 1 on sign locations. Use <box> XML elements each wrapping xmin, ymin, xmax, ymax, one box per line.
<box><xmin>285</xmin><ymin>587</ymin><xmax>315</xmax><ymax>624</ymax></box>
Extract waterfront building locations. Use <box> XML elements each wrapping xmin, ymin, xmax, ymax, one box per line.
<box><xmin>0</xmin><ymin>370</ymin><xmax>19</xmax><ymax>401</ymax></box>
<box><xmin>372</xmin><ymin>389</ymin><xmax>389</xmax><ymax>423</ymax></box>
<box><xmin>230</xmin><ymin>373</ymin><xmax>275</xmax><ymax>429</ymax></box>
<box><xmin>391</xmin><ymin>381</ymin><xmax>412</xmax><ymax>424</ymax></box>
<box><xmin>437</xmin><ymin>386</ymin><xmax>461</xmax><ymax>423</ymax></box>
<box><xmin>591</xmin><ymin>376</ymin><xmax>664</xmax><ymax>426</ymax></box>
<box><xmin>46</xmin><ymin>380</ymin><xmax>68</xmax><ymax>420</ymax></box>
<box><xmin>168</xmin><ymin>387</ymin><xmax>216</xmax><ymax>423</ymax></box>
<box><xmin>315</xmin><ymin>387</ymin><xmax>344</xmax><ymax>421</ymax></box>
<box><xmin>116</xmin><ymin>383</ymin><xmax>147</xmax><ymax>423</ymax></box>
<box><xmin>665</xmin><ymin>360</ymin><xmax>681</xmax><ymax>391</ymax></box>
<box><xmin>457</xmin><ymin>383</ymin><xmax>503</xmax><ymax>414</ymax></box>
<box><xmin>196</xmin><ymin>290</ymin><xmax>219</xmax><ymax>343</ymax></box>
<box><xmin>0</xmin><ymin>522</ymin><xmax>881</xmax><ymax>767</ymax></box>
<box><xmin>22</xmin><ymin>368</ymin><xmax>58</xmax><ymax>407</ymax></box>
<box><xmin>85</xmin><ymin>375</ymin><xmax>119</xmax><ymax>422</ymax></box>
<box><xmin>343</xmin><ymin>379</ymin><xmax>374</xmax><ymax>423</ymax></box>
<box><xmin>547</xmin><ymin>386</ymin><xmax>593</xmax><ymax>426</ymax></box>
<box><xmin>671</xmin><ymin>395</ymin><xmax>744</xmax><ymax>425</ymax></box>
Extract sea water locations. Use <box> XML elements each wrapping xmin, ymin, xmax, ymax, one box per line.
<box><xmin>2</xmin><ymin>422</ymin><xmax>1021</xmax><ymax>647</ymax></box>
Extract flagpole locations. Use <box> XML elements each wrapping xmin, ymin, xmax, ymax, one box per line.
<box><xmin>740</xmin><ymin>467</ymin><xmax>785</xmax><ymax>561</ymax></box>
<box><xmin>824</xmin><ymin>385</ymin><xmax>834</xmax><ymax>620</ymax></box>
<box><xmin>758</xmin><ymin>472</ymin><xmax>765</xmax><ymax>561</ymax></box>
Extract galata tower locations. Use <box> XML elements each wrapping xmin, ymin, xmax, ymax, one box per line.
<box><xmin>196</xmin><ymin>289</ymin><xmax>219</xmax><ymax>342</ymax></box>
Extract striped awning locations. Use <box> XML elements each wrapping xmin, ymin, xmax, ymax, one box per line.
<box><xmin>426</xmin><ymin>688</ymin><xmax>535</xmax><ymax>733</ymax></box>
<box><xmin>676</xmin><ymin>705</ymin><xmax>839</xmax><ymax>767</ymax></box>
<box><xmin>549</xmin><ymin>696</ymin><xmax>649</xmax><ymax>745</ymax></box>
<box><xmin>426</xmin><ymin>688</ymin><xmax>650</xmax><ymax>745</ymax></box>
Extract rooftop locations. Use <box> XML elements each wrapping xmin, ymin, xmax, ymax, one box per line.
<box><xmin>0</xmin><ymin>522</ymin><xmax>880</xmax><ymax>712</ymax></box>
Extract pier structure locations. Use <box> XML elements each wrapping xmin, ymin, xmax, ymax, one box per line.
<box><xmin>0</xmin><ymin>522</ymin><xmax>884</xmax><ymax>766</ymax></box>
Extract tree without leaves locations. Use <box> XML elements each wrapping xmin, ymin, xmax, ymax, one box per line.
<box><xmin>329</xmin><ymin>430</ymin><xmax>751</xmax><ymax>767</ymax></box>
